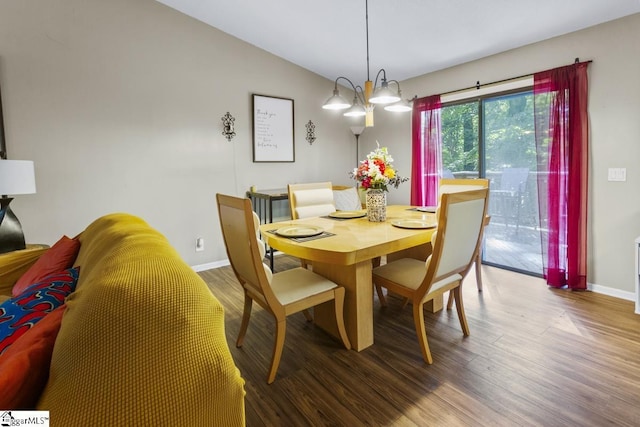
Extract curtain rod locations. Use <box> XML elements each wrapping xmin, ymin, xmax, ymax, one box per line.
<box><xmin>416</xmin><ymin>58</ymin><xmax>593</xmax><ymax>99</ymax></box>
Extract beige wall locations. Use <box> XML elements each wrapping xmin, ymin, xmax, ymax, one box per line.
<box><xmin>1</xmin><ymin>0</ymin><xmax>638</xmax><ymax>299</ymax></box>
<box><xmin>0</xmin><ymin>0</ymin><xmax>361</xmax><ymax>266</ymax></box>
<box><xmin>373</xmin><ymin>13</ymin><xmax>640</xmax><ymax>298</ymax></box>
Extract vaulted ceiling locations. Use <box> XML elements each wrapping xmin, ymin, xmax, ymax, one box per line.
<box><xmin>156</xmin><ymin>0</ymin><xmax>640</xmax><ymax>84</ymax></box>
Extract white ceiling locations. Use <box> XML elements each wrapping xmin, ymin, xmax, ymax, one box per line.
<box><xmin>156</xmin><ymin>0</ymin><xmax>640</xmax><ymax>84</ymax></box>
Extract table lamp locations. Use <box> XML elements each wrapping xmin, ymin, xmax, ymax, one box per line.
<box><xmin>0</xmin><ymin>159</ymin><xmax>36</xmax><ymax>253</ymax></box>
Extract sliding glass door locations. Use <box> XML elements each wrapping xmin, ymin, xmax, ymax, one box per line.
<box><xmin>441</xmin><ymin>90</ymin><xmax>543</xmax><ymax>275</ymax></box>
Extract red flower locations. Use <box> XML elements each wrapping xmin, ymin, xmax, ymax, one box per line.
<box><xmin>373</xmin><ymin>158</ymin><xmax>386</xmax><ymax>174</ymax></box>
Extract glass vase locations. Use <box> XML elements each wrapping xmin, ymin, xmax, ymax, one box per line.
<box><xmin>366</xmin><ymin>189</ymin><xmax>387</xmax><ymax>222</ymax></box>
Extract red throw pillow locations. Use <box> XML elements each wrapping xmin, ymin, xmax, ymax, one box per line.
<box><xmin>0</xmin><ymin>304</ymin><xmax>66</xmax><ymax>409</ymax></box>
<box><xmin>12</xmin><ymin>236</ymin><xmax>80</xmax><ymax>297</ymax></box>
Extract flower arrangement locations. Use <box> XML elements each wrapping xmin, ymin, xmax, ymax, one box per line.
<box><xmin>351</xmin><ymin>144</ymin><xmax>409</xmax><ymax>191</ymax></box>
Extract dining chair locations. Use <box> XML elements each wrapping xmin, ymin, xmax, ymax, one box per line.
<box><xmin>490</xmin><ymin>168</ymin><xmax>529</xmax><ymax>233</ymax></box>
<box><xmin>372</xmin><ymin>188</ymin><xmax>489</xmax><ymax>364</ymax></box>
<box><xmin>439</xmin><ymin>178</ymin><xmax>490</xmax><ymax>293</ymax></box>
<box><xmin>288</xmin><ymin>182</ymin><xmax>337</xmax><ymax>269</ymax></box>
<box><xmin>216</xmin><ymin>193</ymin><xmax>351</xmax><ymax>384</ymax></box>
<box><xmin>288</xmin><ymin>181</ymin><xmax>336</xmax><ymax>220</ymax></box>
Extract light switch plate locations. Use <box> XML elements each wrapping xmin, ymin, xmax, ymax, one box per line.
<box><xmin>608</xmin><ymin>168</ymin><xmax>626</xmax><ymax>182</ymax></box>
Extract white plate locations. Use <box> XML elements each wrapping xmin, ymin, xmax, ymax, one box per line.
<box><xmin>275</xmin><ymin>225</ymin><xmax>324</xmax><ymax>238</ymax></box>
<box><xmin>329</xmin><ymin>210</ymin><xmax>366</xmax><ymax>219</ymax></box>
<box><xmin>416</xmin><ymin>206</ymin><xmax>437</xmax><ymax>213</ymax></box>
<box><xmin>391</xmin><ymin>219</ymin><xmax>437</xmax><ymax>229</ymax></box>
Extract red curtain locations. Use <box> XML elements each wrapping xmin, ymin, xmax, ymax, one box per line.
<box><xmin>411</xmin><ymin>95</ymin><xmax>442</xmax><ymax>206</ymax></box>
<box><xmin>534</xmin><ymin>62</ymin><xmax>589</xmax><ymax>289</ymax></box>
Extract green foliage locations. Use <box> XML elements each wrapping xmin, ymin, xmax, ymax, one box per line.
<box><xmin>442</xmin><ymin>91</ymin><xmax>536</xmax><ymax>173</ymax></box>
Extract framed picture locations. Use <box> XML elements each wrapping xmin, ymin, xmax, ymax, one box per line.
<box><xmin>252</xmin><ymin>94</ymin><xmax>295</xmax><ymax>162</ymax></box>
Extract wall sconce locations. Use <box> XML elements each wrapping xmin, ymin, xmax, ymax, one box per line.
<box><xmin>305</xmin><ymin>120</ymin><xmax>316</xmax><ymax>145</ymax></box>
<box><xmin>221</xmin><ymin>112</ymin><xmax>236</xmax><ymax>141</ymax></box>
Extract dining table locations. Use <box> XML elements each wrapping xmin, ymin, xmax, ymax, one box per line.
<box><xmin>259</xmin><ymin>205</ymin><xmax>439</xmax><ymax>351</ymax></box>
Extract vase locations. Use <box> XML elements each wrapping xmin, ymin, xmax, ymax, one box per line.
<box><xmin>366</xmin><ymin>189</ymin><xmax>387</xmax><ymax>222</ymax></box>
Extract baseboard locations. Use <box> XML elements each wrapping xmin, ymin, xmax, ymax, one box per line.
<box><xmin>191</xmin><ymin>251</ymin><xmax>283</xmax><ymax>272</ymax></box>
<box><xmin>192</xmin><ymin>259</ymin><xmax>229</xmax><ymax>272</ymax></box>
<box><xmin>588</xmin><ymin>282</ymin><xmax>635</xmax><ymax>302</ymax></box>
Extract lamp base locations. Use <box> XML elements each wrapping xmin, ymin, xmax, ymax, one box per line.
<box><xmin>0</xmin><ymin>197</ymin><xmax>27</xmax><ymax>254</ymax></box>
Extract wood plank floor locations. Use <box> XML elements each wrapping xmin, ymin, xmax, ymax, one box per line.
<box><xmin>199</xmin><ymin>256</ymin><xmax>640</xmax><ymax>427</ymax></box>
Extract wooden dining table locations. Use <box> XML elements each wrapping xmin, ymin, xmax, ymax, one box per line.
<box><xmin>259</xmin><ymin>205</ymin><xmax>438</xmax><ymax>351</ymax></box>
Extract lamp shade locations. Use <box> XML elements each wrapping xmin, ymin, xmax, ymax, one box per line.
<box><xmin>343</xmin><ymin>99</ymin><xmax>366</xmax><ymax>117</ymax></box>
<box><xmin>322</xmin><ymin>89</ymin><xmax>351</xmax><ymax>110</ymax></box>
<box><xmin>384</xmin><ymin>98</ymin><xmax>413</xmax><ymax>112</ymax></box>
<box><xmin>0</xmin><ymin>160</ymin><xmax>36</xmax><ymax>195</ymax></box>
<box><xmin>369</xmin><ymin>84</ymin><xmax>401</xmax><ymax>104</ymax></box>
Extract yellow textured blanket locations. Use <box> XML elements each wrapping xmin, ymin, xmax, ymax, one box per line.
<box><xmin>37</xmin><ymin>213</ymin><xmax>245</xmax><ymax>426</ymax></box>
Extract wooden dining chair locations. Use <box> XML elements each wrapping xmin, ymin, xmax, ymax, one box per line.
<box><xmin>439</xmin><ymin>178</ymin><xmax>490</xmax><ymax>293</ymax></box>
<box><xmin>377</xmin><ymin>178</ymin><xmax>490</xmax><ymax>309</ymax></box>
<box><xmin>288</xmin><ymin>182</ymin><xmax>337</xmax><ymax>269</ymax></box>
<box><xmin>288</xmin><ymin>182</ymin><xmax>336</xmax><ymax>220</ymax></box>
<box><xmin>216</xmin><ymin>193</ymin><xmax>351</xmax><ymax>384</ymax></box>
<box><xmin>372</xmin><ymin>188</ymin><xmax>489</xmax><ymax>364</ymax></box>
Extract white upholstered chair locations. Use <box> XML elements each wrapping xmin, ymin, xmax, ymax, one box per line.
<box><xmin>288</xmin><ymin>182</ymin><xmax>337</xmax><ymax>269</ymax></box>
<box><xmin>288</xmin><ymin>182</ymin><xmax>336</xmax><ymax>220</ymax></box>
<box><xmin>216</xmin><ymin>193</ymin><xmax>351</xmax><ymax>384</ymax></box>
<box><xmin>439</xmin><ymin>178</ymin><xmax>491</xmax><ymax>294</ymax></box>
<box><xmin>372</xmin><ymin>188</ymin><xmax>489</xmax><ymax>364</ymax></box>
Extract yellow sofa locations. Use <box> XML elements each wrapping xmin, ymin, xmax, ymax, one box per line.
<box><xmin>4</xmin><ymin>213</ymin><xmax>246</xmax><ymax>425</ymax></box>
<box><xmin>0</xmin><ymin>245</ymin><xmax>50</xmax><ymax>300</ymax></box>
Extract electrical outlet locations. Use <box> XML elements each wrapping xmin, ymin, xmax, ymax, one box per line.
<box><xmin>195</xmin><ymin>237</ymin><xmax>204</xmax><ymax>252</ymax></box>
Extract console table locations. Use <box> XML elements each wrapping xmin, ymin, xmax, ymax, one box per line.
<box><xmin>246</xmin><ymin>188</ymin><xmax>289</xmax><ymax>270</ymax></box>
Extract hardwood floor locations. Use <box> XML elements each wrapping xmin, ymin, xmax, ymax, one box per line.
<box><xmin>199</xmin><ymin>256</ymin><xmax>640</xmax><ymax>426</ymax></box>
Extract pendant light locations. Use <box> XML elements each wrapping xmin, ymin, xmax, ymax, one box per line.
<box><xmin>322</xmin><ymin>0</ymin><xmax>411</xmax><ymax>126</ymax></box>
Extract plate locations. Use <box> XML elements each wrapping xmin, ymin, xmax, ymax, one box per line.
<box><xmin>416</xmin><ymin>206</ymin><xmax>437</xmax><ymax>213</ymax></box>
<box><xmin>329</xmin><ymin>210</ymin><xmax>366</xmax><ymax>219</ymax></box>
<box><xmin>275</xmin><ymin>225</ymin><xmax>324</xmax><ymax>238</ymax></box>
<box><xmin>391</xmin><ymin>219</ymin><xmax>437</xmax><ymax>229</ymax></box>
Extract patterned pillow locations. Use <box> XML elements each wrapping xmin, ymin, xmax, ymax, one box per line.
<box><xmin>333</xmin><ymin>187</ymin><xmax>362</xmax><ymax>211</ymax></box>
<box><xmin>0</xmin><ymin>267</ymin><xmax>79</xmax><ymax>355</ymax></box>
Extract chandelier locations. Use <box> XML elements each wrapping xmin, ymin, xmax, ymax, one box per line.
<box><xmin>322</xmin><ymin>0</ymin><xmax>412</xmax><ymax>127</ymax></box>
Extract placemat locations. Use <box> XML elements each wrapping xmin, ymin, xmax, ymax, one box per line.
<box><xmin>408</xmin><ymin>207</ymin><xmax>437</xmax><ymax>213</ymax></box>
<box><xmin>266</xmin><ymin>229</ymin><xmax>336</xmax><ymax>243</ymax></box>
<box><xmin>322</xmin><ymin>215</ymin><xmax>353</xmax><ymax>221</ymax></box>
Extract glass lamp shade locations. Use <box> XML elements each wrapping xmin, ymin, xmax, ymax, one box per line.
<box><xmin>322</xmin><ymin>89</ymin><xmax>351</xmax><ymax>110</ymax></box>
<box><xmin>350</xmin><ymin>125</ymin><xmax>365</xmax><ymax>136</ymax></box>
<box><xmin>343</xmin><ymin>100</ymin><xmax>366</xmax><ymax>117</ymax></box>
<box><xmin>368</xmin><ymin>83</ymin><xmax>401</xmax><ymax>104</ymax></box>
<box><xmin>0</xmin><ymin>160</ymin><xmax>36</xmax><ymax>195</ymax></box>
<box><xmin>384</xmin><ymin>98</ymin><xmax>413</xmax><ymax>112</ymax></box>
